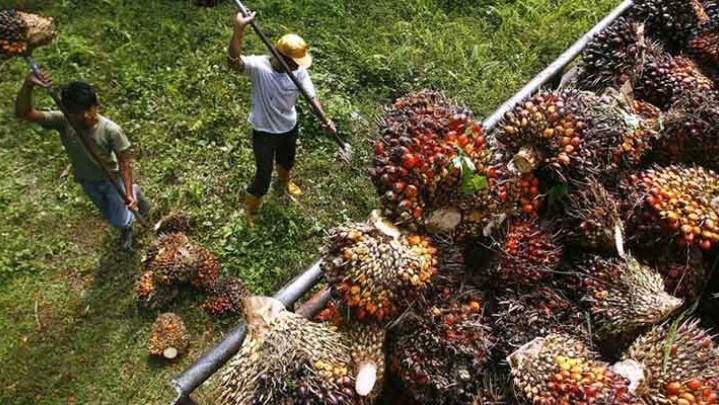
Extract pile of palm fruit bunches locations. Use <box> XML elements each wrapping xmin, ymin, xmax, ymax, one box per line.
<box><xmin>200</xmin><ymin>1</ymin><xmax>719</xmax><ymax>403</ymax></box>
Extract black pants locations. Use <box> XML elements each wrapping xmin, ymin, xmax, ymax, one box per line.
<box><xmin>247</xmin><ymin>125</ymin><xmax>298</xmax><ymax>197</ymax></box>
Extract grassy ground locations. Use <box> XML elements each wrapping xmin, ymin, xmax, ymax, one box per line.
<box><xmin>0</xmin><ymin>0</ymin><xmax>617</xmax><ymax>402</ymax></box>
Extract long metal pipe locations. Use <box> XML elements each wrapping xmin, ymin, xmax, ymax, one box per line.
<box><xmin>482</xmin><ymin>0</ymin><xmax>633</xmax><ymax>131</ymax></box>
<box><xmin>169</xmin><ymin>1</ymin><xmax>634</xmax><ymax>402</ymax></box>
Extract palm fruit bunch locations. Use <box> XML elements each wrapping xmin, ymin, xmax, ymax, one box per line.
<box><xmin>507</xmin><ymin>334</ymin><xmax>639</xmax><ymax>404</ymax></box>
<box><xmin>472</xmin><ymin>367</ymin><xmax>517</xmax><ymax>405</ymax></box>
<box><xmin>135</xmin><ymin>270</ymin><xmax>179</xmax><ymax>310</ymax></box>
<box><xmin>371</xmin><ymin>90</ymin><xmax>537</xmax><ymax>235</ymax></box>
<box><xmin>636</xmin><ymin>51</ymin><xmax>716</xmax><ymax>109</ymax></box>
<box><xmin>623</xmin><ymin>318</ymin><xmax>719</xmax><ymax>404</ymax></box>
<box><xmin>153</xmin><ymin>211</ymin><xmax>194</xmax><ymax>235</ymax></box>
<box><xmin>631</xmin><ymin>0</ymin><xmax>711</xmax><ymax>48</ymax></box>
<box><xmin>494</xmin><ymin>90</ymin><xmax>593</xmax><ymax>179</ymax></box>
<box><xmin>217</xmin><ymin>297</ymin><xmax>359</xmax><ymax>405</ymax></box>
<box><xmin>144</xmin><ymin>232</ymin><xmax>220</xmax><ymax>289</ymax></box>
<box><xmin>566</xmin><ymin>90</ymin><xmax>659</xmax><ymax>184</ymax></box>
<box><xmin>491</xmin><ymin>286</ymin><xmax>591</xmax><ymax>359</ymax></box>
<box><xmin>574</xmin><ymin>17</ymin><xmax>646</xmax><ymax>92</ymax></box>
<box><xmin>571</xmin><ymin>256</ymin><xmax>683</xmax><ymax>339</ymax></box>
<box><xmin>202</xmin><ymin>276</ymin><xmax>250</xmax><ymax>318</ymax></box>
<box><xmin>320</xmin><ymin>217</ymin><xmax>438</xmax><ymax>323</ymax></box>
<box><xmin>619</xmin><ymin>165</ymin><xmax>719</xmax><ymax>250</ymax></box>
<box><xmin>484</xmin><ymin>219</ymin><xmax>563</xmax><ymax>288</ymax></box>
<box><xmin>371</xmin><ymin>90</ymin><xmax>485</xmax><ymax>230</ymax></box>
<box><xmin>147</xmin><ymin>312</ymin><xmax>190</xmax><ymax>360</ymax></box>
<box><xmin>656</xmin><ymin>91</ymin><xmax>719</xmax><ymax>171</ymax></box>
<box><xmin>341</xmin><ymin>322</ymin><xmax>386</xmax><ymax>401</ymax></box>
<box><xmin>689</xmin><ymin>17</ymin><xmax>719</xmax><ymax>65</ymax></box>
<box><xmin>389</xmin><ymin>289</ymin><xmax>492</xmax><ymax>404</ymax></box>
<box><xmin>652</xmin><ymin>250</ymin><xmax>708</xmax><ymax>300</ymax></box>
<box><xmin>556</xmin><ymin>179</ymin><xmax>625</xmax><ymax>254</ymax></box>
<box><xmin>0</xmin><ymin>9</ymin><xmax>55</xmax><ymax>59</ymax></box>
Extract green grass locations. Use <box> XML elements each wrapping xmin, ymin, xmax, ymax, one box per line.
<box><xmin>0</xmin><ymin>0</ymin><xmax>616</xmax><ymax>402</ymax></box>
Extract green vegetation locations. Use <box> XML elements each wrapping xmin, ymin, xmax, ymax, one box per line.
<box><xmin>0</xmin><ymin>0</ymin><xmax>616</xmax><ymax>402</ymax></box>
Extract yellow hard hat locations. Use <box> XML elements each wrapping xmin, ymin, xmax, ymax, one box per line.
<box><xmin>276</xmin><ymin>34</ymin><xmax>312</xmax><ymax>68</ymax></box>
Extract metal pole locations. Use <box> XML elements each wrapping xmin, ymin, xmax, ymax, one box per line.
<box><xmin>171</xmin><ymin>260</ymin><xmax>323</xmax><ymax>403</ymax></box>
<box><xmin>482</xmin><ymin>0</ymin><xmax>633</xmax><ymax>131</ymax></box>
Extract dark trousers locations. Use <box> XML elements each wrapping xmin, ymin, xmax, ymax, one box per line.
<box><xmin>247</xmin><ymin>125</ymin><xmax>298</xmax><ymax>197</ymax></box>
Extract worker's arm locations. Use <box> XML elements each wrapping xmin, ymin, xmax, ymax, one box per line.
<box><xmin>117</xmin><ymin>150</ymin><xmax>137</xmax><ymax>211</ymax></box>
<box><xmin>15</xmin><ymin>72</ymin><xmax>53</xmax><ymax>124</ymax></box>
<box><xmin>310</xmin><ymin>98</ymin><xmax>336</xmax><ymax>133</ymax></box>
<box><xmin>228</xmin><ymin>11</ymin><xmax>257</xmax><ymax>72</ymax></box>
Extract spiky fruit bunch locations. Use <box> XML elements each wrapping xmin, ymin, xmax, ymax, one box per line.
<box><xmin>575</xmin><ymin>17</ymin><xmax>646</xmax><ymax>92</ymax></box>
<box><xmin>572</xmin><ymin>256</ymin><xmax>683</xmax><ymax>338</ymax></box>
<box><xmin>654</xmin><ymin>255</ymin><xmax>707</xmax><ymax>300</ymax></box>
<box><xmin>371</xmin><ymin>90</ymin><xmax>486</xmax><ymax>230</ymax></box>
<box><xmin>689</xmin><ymin>17</ymin><xmax>719</xmax><ymax>64</ymax></box>
<box><xmin>636</xmin><ymin>53</ymin><xmax>716</xmax><ymax>109</ymax></box>
<box><xmin>508</xmin><ymin>334</ymin><xmax>638</xmax><ymax>404</ymax></box>
<box><xmin>0</xmin><ymin>9</ymin><xmax>27</xmax><ymax>57</ymax></box>
<box><xmin>144</xmin><ymin>232</ymin><xmax>220</xmax><ymax>288</ymax></box>
<box><xmin>491</xmin><ymin>286</ymin><xmax>591</xmax><ymax>358</ymax></box>
<box><xmin>389</xmin><ymin>290</ymin><xmax>492</xmax><ymax>404</ymax></box>
<box><xmin>203</xmin><ymin>276</ymin><xmax>250</xmax><ymax>318</ymax></box>
<box><xmin>471</xmin><ymin>367</ymin><xmax>516</xmax><ymax>405</ymax></box>
<box><xmin>0</xmin><ymin>10</ymin><xmax>55</xmax><ymax>59</ymax></box>
<box><xmin>321</xmin><ymin>219</ymin><xmax>437</xmax><ymax>323</ymax></box>
<box><xmin>153</xmin><ymin>211</ymin><xmax>193</xmax><ymax>235</ymax></box>
<box><xmin>558</xmin><ymin>179</ymin><xmax>625</xmax><ymax>253</ymax></box>
<box><xmin>147</xmin><ymin>312</ymin><xmax>190</xmax><ymax>360</ymax></box>
<box><xmin>495</xmin><ymin>90</ymin><xmax>588</xmax><ymax>178</ymax></box>
<box><xmin>620</xmin><ymin>165</ymin><xmax>719</xmax><ymax>250</ymax></box>
<box><xmin>135</xmin><ymin>270</ymin><xmax>179</xmax><ymax>310</ymax></box>
<box><xmin>656</xmin><ymin>92</ymin><xmax>719</xmax><ymax>171</ymax></box>
<box><xmin>218</xmin><ymin>297</ymin><xmax>357</xmax><ymax>405</ymax></box>
<box><xmin>342</xmin><ymin>322</ymin><xmax>386</xmax><ymax>402</ymax></box>
<box><xmin>486</xmin><ymin>219</ymin><xmax>562</xmax><ymax>287</ymax></box>
<box><xmin>631</xmin><ymin>0</ymin><xmax>711</xmax><ymax>47</ymax></box>
<box><xmin>624</xmin><ymin>318</ymin><xmax>719</xmax><ymax>404</ymax></box>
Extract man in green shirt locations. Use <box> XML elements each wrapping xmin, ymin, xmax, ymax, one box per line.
<box><xmin>15</xmin><ymin>71</ymin><xmax>149</xmax><ymax>250</ymax></box>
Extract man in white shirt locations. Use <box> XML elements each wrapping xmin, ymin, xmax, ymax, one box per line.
<box><xmin>228</xmin><ymin>12</ymin><xmax>335</xmax><ymax>227</ymax></box>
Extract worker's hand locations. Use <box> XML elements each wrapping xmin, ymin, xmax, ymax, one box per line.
<box><xmin>235</xmin><ymin>11</ymin><xmax>256</xmax><ymax>29</ymax></box>
<box><xmin>126</xmin><ymin>195</ymin><xmax>139</xmax><ymax>212</ymax></box>
<box><xmin>25</xmin><ymin>70</ymin><xmax>52</xmax><ymax>88</ymax></box>
<box><xmin>323</xmin><ymin>119</ymin><xmax>337</xmax><ymax>134</ymax></box>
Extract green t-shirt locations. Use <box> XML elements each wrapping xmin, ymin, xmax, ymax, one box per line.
<box><xmin>41</xmin><ymin>111</ymin><xmax>131</xmax><ymax>182</ymax></box>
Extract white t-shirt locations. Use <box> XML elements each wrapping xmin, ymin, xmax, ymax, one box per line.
<box><xmin>241</xmin><ymin>55</ymin><xmax>317</xmax><ymax>134</ymax></box>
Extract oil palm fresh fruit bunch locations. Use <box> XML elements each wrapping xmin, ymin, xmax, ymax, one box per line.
<box><xmin>655</xmin><ymin>91</ymin><xmax>719</xmax><ymax>171</ymax></box>
<box><xmin>471</xmin><ymin>366</ymin><xmax>517</xmax><ymax>405</ymax></box>
<box><xmin>0</xmin><ymin>9</ymin><xmax>55</xmax><ymax>59</ymax></box>
<box><xmin>555</xmin><ymin>179</ymin><xmax>625</xmax><ymax>254</ymax></box>
<box><xmin>689</xmin><ymin>16</ymin><xmax>719</xmax><ymax>65</ymax></box>
<box><xmin>631</xmin><ymin>0</ymin><xmax>711</xmax><ymax>48</ymax></box>
<box><xmin>135</xmin><ymin>270</ymin><xmax>179</xmax><ymax>310</ymax></box>
<box><xmin>570</xmin><ymin>256</ymin><xmax>683</xmax><ymax>340</ymax></box>
<box><xmin>203</xmin><ymin>276</ymin><xmax>250</xmax><ymax>318</ymax></box>
<box><xmin>636</xmin><ymin>47</ymin><xmax>716</xmax><ymax>109</ymax></box>
<box><xmin>372</xmin><ymin>90</ymin><xmax>538</xmax><ymax>235</ymax></box>
<box><xmin>217</xmin><ymin>297</ymin><xmax>361</xmax><ymax>404</ymax></box>
<box><xmin>651</xmin><ymin>248</ymin><xmax>707</xmax><ymax>300</ymax></box>
<box><xmin>389</xmin><ymin>288</ymin><xmax>492</xmax><ymax>404</ymax></box>
<box><xmin>619</xmin><ymin>165</ymin><xmax>719</xmax><ymax>251</ymax></box>
<box><xmin>321</xmin><ymin>213</ymin><xmax>438</xmax><ymax>323</ymax></box>
<box><xmin>623</xmin><ymin>318</ymin><xmax>719</xmax><ymax>404</ymax></box>
<box><xmin>483</xmin><ymin>219</ymin><xmax>563</xmax><ymax>288</ymax></box>
<box><xmin>491</xmin><ymin>286</ymin><xmax>591</xmax><ymax>359</ymax></box>
<box><xmin>575</xmin><ymin>17</ymin><xmax>647</xmax><ymax>92</ymax></box>
<box><xmin>147</xmin><ymin>312</ymin><xmax>190</xmax><ymax>360</ymax></box>
<box><xmin>143</xmin><ymin>232</ymin><xmax>220</xmax><ymax>289</ymax></box>
<box><xmin>507</xmin><ymin>334</ymin><xmax>639</xmax><ymax>404</ymax></box>
<box><xmin>153</xmin><ymin>211</ymin><xmax>193</xmax><ymax>235</ymax></box>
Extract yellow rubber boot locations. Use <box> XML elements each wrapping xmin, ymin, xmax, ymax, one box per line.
<box><xmin>276</xmin><ymin>165</ymin><xmax>303</xmax><ymax>197</ymax></box>
<box><xmin>244</xmin><ymin>193</ymin><xmax>262</xmax><ymax>228</ymax></box>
